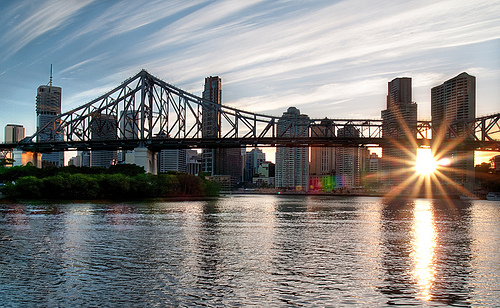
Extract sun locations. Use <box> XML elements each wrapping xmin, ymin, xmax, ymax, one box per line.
<box><xmin>415</xmin><ymin>148</ymin><xmax>437</xmax><ymax>176</ymax></box>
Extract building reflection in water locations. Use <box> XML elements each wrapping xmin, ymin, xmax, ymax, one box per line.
<box><xmin>378</xmin><ymin>199</ymin><xmax>416</xmax><ymax>304</ymax></box>
<box><xmin>411</xmin><ymin>199</ymin><xmax>436</xmax><ymax>301</ymax></box>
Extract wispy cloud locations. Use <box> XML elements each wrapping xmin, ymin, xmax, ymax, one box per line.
<box><xmin>1</xmin><ymin>0</ymin><xmax>94</xmax><ymax>59</ymax></box>
<box><xmin>0</xmin><ymin>0</ymin><xmax>499</xmax><ymax>140</ymax></box>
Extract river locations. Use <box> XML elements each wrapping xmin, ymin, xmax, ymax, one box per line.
<box><xmin>1</xmin><ymin>195</ymin><xmax>499</xmax><ymax>307</ymax></box>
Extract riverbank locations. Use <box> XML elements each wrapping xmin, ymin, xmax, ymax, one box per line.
<box><xmin>223</xmin><ymin>188</ymin><xmax>488</xmax><ymax>200</ymax></box>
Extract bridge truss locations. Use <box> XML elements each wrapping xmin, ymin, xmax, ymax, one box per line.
<box><xmin>0</xmin><ymin>70</ymin><xmax>498</xmax><ymax>152</ymax></box>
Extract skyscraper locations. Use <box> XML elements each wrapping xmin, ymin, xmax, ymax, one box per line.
<box><xmin>431</xmin><ymin>72</ymin><xmax>476</xmax><ymax>193</ymax></box>
<box><xmin>381</xmin><ymin>77</ymin><xmax>417</xmax><ymax>188</ymax></box>
<box><xmin>275</xmin><ymin>107</ymin><xmax>310</xmax><ymax>191</ymax></box>
<box><xmin>309</xmin><ymin>119</ymin><xmax>336</xmax><ymax>191</ymax></box>
<box><xmin>201</xmin><ymin>76</ymin><xmax>222</xmax><ymax>175</ymax></box>
<box><xmin>201</xmin><ymin>76</ymin><xmax>242</xmax><ymax>186</ymax></box>
<box><xmin>36</xmin><ymin>83</ymin><xmax>64</xmax><ymax>166</ymax></box>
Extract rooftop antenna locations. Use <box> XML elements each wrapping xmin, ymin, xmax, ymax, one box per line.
<box><xmin>49</xmin><ymin>64</ymin><xmax>53</xmax><ymax>86</ymax></box>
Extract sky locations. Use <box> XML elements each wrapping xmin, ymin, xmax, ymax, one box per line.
<box><xmin>1</xmin><ymin>0</ymin><xmax>499</xmax><ymax>162</ymax></box>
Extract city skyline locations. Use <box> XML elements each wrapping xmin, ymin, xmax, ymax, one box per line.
<box><xmin>0</xmin><ymin>0</ymin><xmax>499</xmax><ymax>142</ymax></box>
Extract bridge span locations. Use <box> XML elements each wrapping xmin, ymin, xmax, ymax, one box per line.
<box><xmin>1</xmin><ymin>70</ymin><xmax>499</xmax><ymax>155</ymax></box>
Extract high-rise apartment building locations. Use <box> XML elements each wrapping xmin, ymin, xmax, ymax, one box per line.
<box><xmin>201</xmin><ymin>76</ymin><xmax>242</xmax><ymax>186</ymax></box>
<box><xmin>36</xmin><ymin>84</ymin><xmax>64</xmax><ymax>166</ymax></box>
<box><xmin>275</xmin><ymin>107</ymin><xmax>310</xmax><ymax>191</ymax></box>
<box><xmin>381</xmin><ymin>77</ymin><xmax>417</xmax><ymax>188</ymax></box>
<box><xmin>90</xmin><ymin>113</ymin><xmax>117</xmax><ymax>168</ymax></box>
<box><xmin>336</xmin><ymin>125</ymin><xmax>363</xmax><ymax>188</ymax></box>
<box><xmin>431</xmin><ymin>72</ymin><xmax>475</xmax><ymax>192</ymax></box>
<box><xmin>310</xmin><ymin>119</ymin><xmax>336</xmax><ymax>191</ymax></box>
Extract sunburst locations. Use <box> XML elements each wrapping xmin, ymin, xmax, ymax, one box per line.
<box><xmin>380</xmin><ymin>106</ymin><xmax>477</xmax><ymax>203</ymax></box>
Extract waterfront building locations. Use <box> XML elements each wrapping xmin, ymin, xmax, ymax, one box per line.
<box><xmin>309</xmin><ymin>119</ymin><xmax>336</xmax><ymax>191</ymax></box>
<box><xmin>90</xmin><ymin>113</ymin><xmax>117</xmax><ymax>168</ymax></box>
<box><xmin>36</xmin><ymin>84</ymin><xmax>64</xmax><ymax>166</ymax></box>
<box><xmin>275</xmin><ymin>107</ymin><xmax>310</xmax><ymax>191</ymax></box>
<box><xmin>336</xmin><ymin>125</ymin><xmax>362</xmax><ymax>188</ymax></box>
<box><xmin>244</xmin><ymin>148</ymin><xmax>266</xmax><ymax>183</ymax></box>
<box><xmin>431</xmin><ymin>72</ymin><xmax>476</xmax><ymax>192</ymax></box>
<box><xmin>381</xmin><ymin>77</ymin><xmax>417</xmax><ymax>188</ymax></box>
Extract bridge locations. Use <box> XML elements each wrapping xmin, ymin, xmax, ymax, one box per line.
<box><xmin>1</xmin><ymin>70</ymin><xmax>499</xmax><ymax>169</ymax></box>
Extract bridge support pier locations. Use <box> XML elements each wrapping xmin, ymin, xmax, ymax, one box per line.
<box><xmin>12</xmin><ymin>149</ymin><xmax>42</xmax><ymax>168</ymax></box>
<box><xmin>131</xmin><ymin>147</ymin><xmax>157</xmax><ymax>174</ymax></box>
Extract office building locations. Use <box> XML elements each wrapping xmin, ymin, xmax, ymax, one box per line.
<box><xmin>275</xmin><ymin>107</ymin><xmax>310</xmax><ymax>191</ymax></box>
<box><xmin>309</xmin><ymin>119</ymin><xmax>336</xmax><ymax>191</ymax></box>
<box><xmin>90</xmin><ymin>113</ymin><xmax>117</xmax><ymax>168</ymax></box>
<box><xmin>431</xmin><ymin>72</ymin><xmax>476</xmax><ymax>192</ymax></box>
<box><xmin>381</xmin><ymin>77</ymin><xmax>417</xmax><ymax>188</ymax></box>
<box><xmin>36</xmin><ymin>84</ymin><xmax>64</xmax><ymax>166</ymax></box>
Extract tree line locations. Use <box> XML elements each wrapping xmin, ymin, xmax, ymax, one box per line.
<box><xmin>0</xmin><ymin>164</ymin><xmax>219</xmax><ymax>199</ymax></box>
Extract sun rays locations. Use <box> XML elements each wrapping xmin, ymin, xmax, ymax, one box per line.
<box><xmin>380</xmin><ymin>105</ymin><xmax>478</xmax><ymax>203</ymax></box>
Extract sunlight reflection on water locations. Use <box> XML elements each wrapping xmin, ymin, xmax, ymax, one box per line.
<box><xmin>0</xmin><ymin>195</ymin><xmax>499</xmax><ymax>307</ymax></box>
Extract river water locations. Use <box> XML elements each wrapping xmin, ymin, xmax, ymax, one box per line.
<box><xmin>0</xmin><ymin>195</ymin><xmax>499</xmax><ymax>307</ymax></box>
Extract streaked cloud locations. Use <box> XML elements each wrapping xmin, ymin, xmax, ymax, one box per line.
<box><xmin>0</xmin><ymin>0</ymin><xmax>499</xmax><ymax>138</ymax></box>
<box><xmin>1</xmin><ymin>0</ymin><xmax>94</xmax><ymax>59</ymax></box>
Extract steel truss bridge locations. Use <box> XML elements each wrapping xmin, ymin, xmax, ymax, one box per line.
<box><xmin>1</xmin><ymin>70</ymin><xmax>499</xmax><ymax>153</ymax></box>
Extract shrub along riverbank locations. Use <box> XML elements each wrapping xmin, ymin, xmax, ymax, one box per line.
<box><xmin>0</xmin><ymin>164</ymin><xmax>219</xmax><ymax>199</ymax></box>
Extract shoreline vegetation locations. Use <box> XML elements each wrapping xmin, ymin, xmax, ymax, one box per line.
<box><xmin>0</xmin><ymin>164</ymin><xmax>219</xmax><ymax>200</ymax></box>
